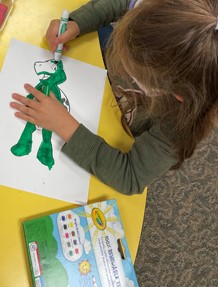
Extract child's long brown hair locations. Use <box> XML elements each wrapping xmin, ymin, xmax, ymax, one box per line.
<box><xmin>106</xmin><ymin>0</ymin><xmax>218</xmax><ymax>168</ymax></box>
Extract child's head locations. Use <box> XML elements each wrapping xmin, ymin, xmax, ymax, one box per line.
<box><xmin>106</xmin><ymin>0</ymin><xmax>218</xmax><ymax>167</ymax></box>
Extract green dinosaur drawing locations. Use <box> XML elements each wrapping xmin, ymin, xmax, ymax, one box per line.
<box><xmin>11</xmin><ymin>60</ymin><xmax>69</xmax><ymax>170</ymax></box>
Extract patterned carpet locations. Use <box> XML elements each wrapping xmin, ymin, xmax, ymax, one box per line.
<box><xmin>135</xmin><ymin>127</ymin><xmax>218</xmax><ymax>287</ymax></box>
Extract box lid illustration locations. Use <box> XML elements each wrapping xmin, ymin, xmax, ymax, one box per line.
<box><xmin>23</xmin><ymin>199</ymin><xmax>139</xmax><ymax>287</ymax></box>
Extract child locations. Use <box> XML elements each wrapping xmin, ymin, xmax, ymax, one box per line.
<box><xmin>10</xmin><ymin>0</ymin><xmax>218</xmax><ymax>195</ymax></box>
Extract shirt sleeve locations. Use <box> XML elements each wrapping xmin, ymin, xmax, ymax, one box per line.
<box><xmin>69</xmin><ymin>0</ymin><xmax>131</xmax><ymax>34</ymax></box>
<box><xmin>61</xmin><ymin>124</ymin><xmax>178</xmax><ymax>195</ymax></box>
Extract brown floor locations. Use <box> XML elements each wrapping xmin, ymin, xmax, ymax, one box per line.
<box><xmin>135</xmin><ymin>127</ymin><xmax>218</xmax><ymax>287</ymax></box>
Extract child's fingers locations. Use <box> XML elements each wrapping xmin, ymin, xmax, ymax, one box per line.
<box><xmin>24</xmin><ymin>84</ymin><xmax>46</xmax><ymax>102</ymax></box>
<box><xmin>23</xmin><ymin>84</ymin><xmax>58</xmax><ymax>104</ymax></box>
<box><xmin>55</xmin><ymin>21</ymin><xmax>80</xmax><ymax>45</ymax></box>
<box><xmin>14</xmin><ymin>111</ymin><xmax>37</xmax><ymax>125</ymax></box>
<box><xmin>56</xmin><ymin>32</ymin><xmax>69</xmax><ymax>45</ymax></box>
<box><xmin>46</xmin><ymin>19</ymin><xmax>60</xmax><ymax>51</ymax></box>
<box><xmin>10</xmin><ymin>98</ymin><xmax>37</xmax><ymax>123</ymax></box>
<box><xmin>49</xmin><ymin>92</ymin><xmax>58</xmax><ymax>101</ymax></box>
<box><xmin>11</xmin><ymin>93</ymin><xmax>38</xmax><ymax>112</ymax></box>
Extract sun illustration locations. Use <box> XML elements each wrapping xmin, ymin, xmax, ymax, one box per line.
<box><xmin>78</xmin><ymin>201</ymin><xmax>124</xmax><ymax>245</ymax></box>
<box><xmin>79</xmin><ymin>260</ymin><xmax>91</xmax><ymax>275</ymax></box>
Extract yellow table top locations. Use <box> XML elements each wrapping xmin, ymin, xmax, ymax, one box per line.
<box><xmin>0</xmin><ymin>1</ymin><xmax>147</xmax><ymax>286</ymax></box>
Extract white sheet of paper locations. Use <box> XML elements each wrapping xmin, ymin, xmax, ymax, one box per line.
<box><xmin>0</xmin><ymin>38</ymin><xmax>107</xmax><ymax>204</ymax></box>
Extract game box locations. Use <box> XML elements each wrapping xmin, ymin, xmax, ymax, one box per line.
<box><xmin>23</xmin><ymin>199</ymin><xmax>139</xmax><ymax>287</ymax></box>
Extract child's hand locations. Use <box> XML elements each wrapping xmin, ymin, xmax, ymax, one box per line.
<box><xmin>10</xmin><ymin>84</ymin><xmax>80</xmax><ymax>143</ymax></box>
<box><xmin>46</xmin><ymin>20</ymin><xmax>80</xmax><ymax>53</ymax></box>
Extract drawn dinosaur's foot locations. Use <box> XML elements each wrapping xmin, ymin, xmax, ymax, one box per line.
<box><xmin>37</xmin><ymin>142</ymin><xmax>54</xmax><ymax>170</ymax></box>
<box><xmin>11</xmin><ymin>142</ymin><xmax>32</xmax><ymax>156</ymax></box>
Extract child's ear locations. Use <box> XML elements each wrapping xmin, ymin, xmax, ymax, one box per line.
<box><xmin>174</xmin><ymin>94</ymin><xmax>184</xmax><ymax>102</ymax></box>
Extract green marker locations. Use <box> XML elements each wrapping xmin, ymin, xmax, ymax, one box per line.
<box><xmin>54</xmin><ymin>9</ymin><xmax>69</xmax><ymax>62</ymax></box>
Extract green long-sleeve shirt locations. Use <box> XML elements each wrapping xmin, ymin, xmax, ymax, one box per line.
<box><xmin>62</xmin><ymin>0</ymin><xmax>178</xmax><ymax>195</ymax></box>
<box><xmin>69</xmin><ymin>0</ymin><xmax>131</xmax><ymax>34</ymax></box>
